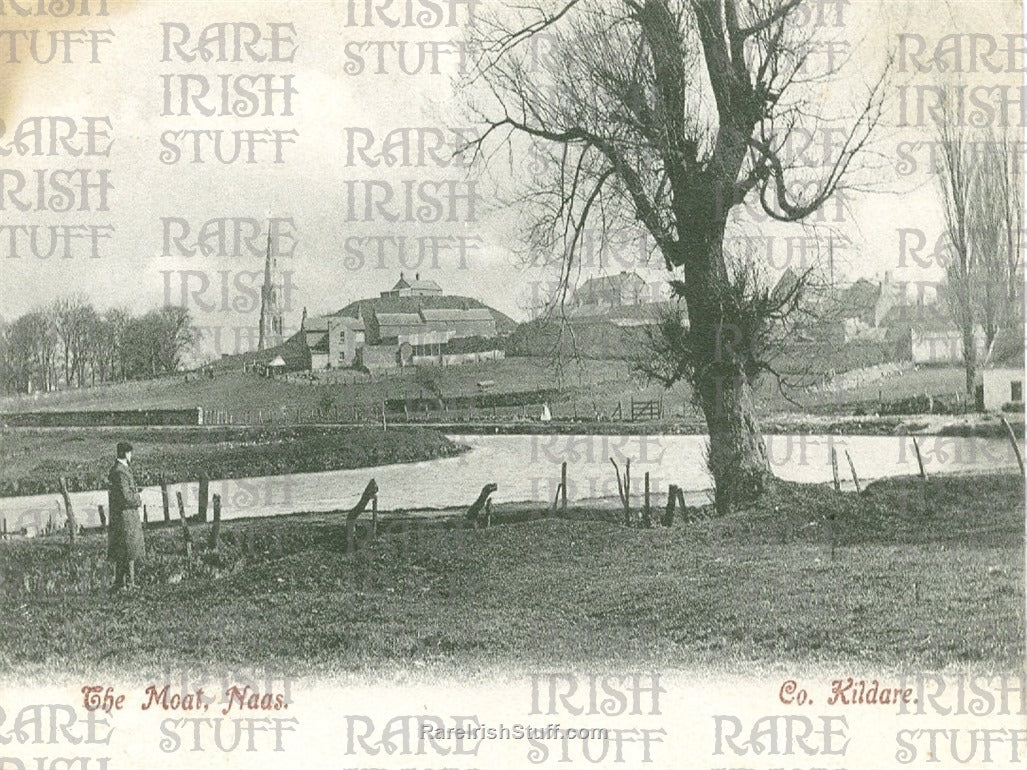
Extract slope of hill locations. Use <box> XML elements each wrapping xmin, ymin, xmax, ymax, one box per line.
<box><xmin>335</xmin><ymin>295</ymin><xmax>518</xmax><ymax>335</ymax></box>
<box><xmin>208</xmin><ymin>330</ymin><xmax>310</xmax><ymax>373</ymax></box>
<box><xmin>506</xmin><ymin>318</ymin><xmax>648</xmax><ymax>360</ymax></box>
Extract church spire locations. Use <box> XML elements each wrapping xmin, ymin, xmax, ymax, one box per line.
<box><xmin>257</xmin><ymin>218</ymin><xmax>284</xmax><ymax>351</ymax></box>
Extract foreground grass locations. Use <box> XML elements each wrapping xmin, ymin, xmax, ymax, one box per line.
<box><xmin>0</xmin><ymin>426</ymin><xmax>461</xmax><ymax>496</ymax></box>
<box><xmin>0</xmin><ymin>473</ymin><xmax>1022</xmax><ymax>677</ymax></box>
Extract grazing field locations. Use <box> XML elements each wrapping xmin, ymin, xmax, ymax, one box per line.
<box><xmin>0</xmin><ymin>357</ymin><xmax>972</xmax><ymax>425</ymax></box>
<box><xmin>0</xmin><ymin>359</ymin><xmax>638</xmax><ymax>416</ymax></box>
<box><xmin>0</xmin><ymin>426</ymin><xmax>461</xmax><ymax>496</ymax></box>
<box><xmin>1</xmin><ymin>472</ymin><xmax>1021</xmax><ymax>677</ymax></box>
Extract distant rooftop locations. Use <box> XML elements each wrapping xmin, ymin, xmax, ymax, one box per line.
<box><xmin>578</xmin><ymin>270</ymin><xmax>645</xmax><ymax>293</ymax></box>
<box><xmin>375</xmin><ymin>312</ymin><xmax>422</xmax><ymax>326</ymax></box>
<box><xmin>392</xmin><ymin>272</ymin><xmax>442</xmax><ymax>293</ymax></box>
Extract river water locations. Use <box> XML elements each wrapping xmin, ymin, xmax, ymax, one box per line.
<box><xmin>1</xmin><ymin>433</ymin><xmax>1019</xmax><ymax>533</ymax></box>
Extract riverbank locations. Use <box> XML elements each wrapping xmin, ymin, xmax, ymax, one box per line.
<box><xmin>0</xmin><ymin>426</ymin><xmax>463</xmax><ymax>497</ymax></box>
<box><xmin>392</xmin><ymin>411</ymin><xmax>1023</xmax><ymax>436</ymax></box>
<box><xmin>1</xmin><ymin>471</ymin><xmax>1021</xmax><ymax>676</ymax></box>
<box><xmin>2</xmin><ymin>415</ymin><xmax>1020</xmax><ymax>503</ymax></box>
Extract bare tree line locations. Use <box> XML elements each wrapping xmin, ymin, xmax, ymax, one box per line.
<box><xmin>0</xmin><ymin>300</ymin><xmax>198</xmax><ymax>395</ymax></box>
<box><xmin>933</xmin><ymin>90</ymin><xmax>1024</xmax><ymax>399</ymax></box>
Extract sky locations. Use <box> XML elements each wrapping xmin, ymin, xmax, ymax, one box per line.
<box><xmin>0</xmin><ymin>0</ymin><xmax>1021</xmax><ymax>360</ymax></box>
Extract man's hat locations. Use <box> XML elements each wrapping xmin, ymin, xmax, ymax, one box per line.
<box><xmin>116</xmin><ymin>441</ymin><xmax>133</xmax><ymax>458</ymax></box>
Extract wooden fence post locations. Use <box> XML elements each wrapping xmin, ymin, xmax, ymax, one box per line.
<box><xmin>845</xmin><ymin>450</ymin><xmax>862</xmax><ymax>494</ymax></box>
<box><xmin>198</xmin><ymin>472</ymin><xmax>209</xmax><ymax>522</ymax></box>
<box><xmin>561</xmin><ymin>461</ymin><xmax>568</xmax><ymax>514</ymax></box>
<box><xmin>610</xmin><ymin>458</ymin><xmax>632</xmax><ymax>524</ymax></box>
<box><xmin>371</xmin><ymin>494</ymin><xmax>378</xmax><ymax>538</ymax></box>
<box><xmin>176</xmin><ymin>490</ymin><xmax>192</xmax><ymax>558</ymax></box>
<box><xmin>999</xmin><ymin>416</ymin><xmax>1024</xmax><ymax>475</ymax></box>
<box><xmin>830</xmin><ymin>447</ymin><xmax>841</xmax><ymax>492</ymax></box>
<box><xmin>912</xmin><ymin>437</ymin><xmax>928</xmax><ymax>511</ymax></box>
<box><xmin>550</xmin><ymin>483</ymin><xmax>563</xmax><ymax>516</ymax></box>
<box><xmin>208</xmin><ymin>494</ymin><xmax>222</xmax><ymax>551</ymax></box>
<box><xmin>642</xmin><ymin>472</ymin><xmax>651</xmax><ymax>528</ymax></box>
<box><xmin>160</xmin><ymin>475</ymin><xmax>170</xmax><ymax>523</ymax></box>
<box><xmin>911</xmin><ymin>437</ymin><xmax>927</xmax><ymax>479</ymax></box>
<box><xmin>58</xmin><ymin>476</ymin><xmax>76</xmax><ymax>545</ymax></box>
<box><xmin>661</xmin><ymin>484</ymin><xmax>678</xmax><ymax>527</ymax></box>
<box><xmin>346</xmin><ymin>479</ymin><xmax>380</xmax><ymax>554</ymax></box>
<box><xmin>624</xmin><ymin>458</ymin><xmax>631</xmax><ymax>522</ymax></box>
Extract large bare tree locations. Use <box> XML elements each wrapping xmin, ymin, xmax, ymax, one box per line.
<box><xmin>464</xmin><ymin>0</ymin><xmax>887</xmax><ymax>510</ymax></box>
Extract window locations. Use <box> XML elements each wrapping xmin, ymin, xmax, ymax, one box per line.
<box><xmin>1012</xmin><ymin>380</ymin><xmax>1023</xmax><ymax>403</ymax></box>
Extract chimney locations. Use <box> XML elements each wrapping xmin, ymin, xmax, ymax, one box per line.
<box><xmin>400</xmin><ymin>272</ymin><xmax>404</xmax><ymax>280</ymax></box>
<box><xmin>415</xmin><ymin>272</ymin><xmax>420</xmax><ymax>281</ymax></box>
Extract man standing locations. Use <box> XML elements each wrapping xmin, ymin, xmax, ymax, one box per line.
<box><xmin>108</xmin><ymin>441</ymin><xmax>145</xmax><ymax>590</ymax></box>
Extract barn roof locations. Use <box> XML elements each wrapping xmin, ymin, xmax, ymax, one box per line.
<box><xmin>420</xmin><ymin>308</ymin><xmax>493</xmax><ymax>322</ymax></box>
<box><xmin>835</xmin><ymin>279</ymin><xmax>880</xmax><ymax>316</ymax></box>
<box><xmin>375</xmin><ymin>312</ymin><xmax>422</xmax><ymax>326</ymax></box>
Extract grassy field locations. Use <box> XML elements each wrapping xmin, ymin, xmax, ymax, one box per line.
<box><xmin>1</xmin><ymin>472</ymin><xmax>1021</xmax><ymax>677</ymax></box>
<box><xmin>0</xmin><ymin>357</ymin><xmax>973</xmax><ymax>424</ymax></box>
<box><xmin>0</xmin><ymin>426</ymin><xmax>461</xmax><ymax>496</ymax></box>
<box><xmin>0</xmin><ymin>358</ymin><xmax>635</xmax><ymax>415</ymax></box>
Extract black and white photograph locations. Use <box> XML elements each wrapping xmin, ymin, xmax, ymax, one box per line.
<box><xmin>0</xmin><ymin>1</ymin><xmax>1024</xmax><ymax>768</ymax></box>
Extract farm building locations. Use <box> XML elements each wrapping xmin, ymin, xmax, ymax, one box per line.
<box><xmin>300</xmin><ymin>274</ymin><xmax>504</xmax><ymax>371</ymax></box>
<box><xmin>419</xmin><ymin>308</ymin><xmax>496</xmax><ymax>339</ymax></box>
<box><xmin>368</xmin><ymin>312</ymin><xmax>426</xmax><ymax>343</ymax></box>
<box><xmin>304</xmin><ymin>307</ymin><xmax>499</xmax><ymax>371</ymax></box>
<box><xmin>303</xmin><ymin>315</ymin><xmax>365</xmax><ymax>369</ymax></box>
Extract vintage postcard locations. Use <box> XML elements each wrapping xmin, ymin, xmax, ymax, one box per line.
<box><xmin>0</xmin><ymin>0</ymin><xmax>1024</xmax><ymax>768</ymax></box>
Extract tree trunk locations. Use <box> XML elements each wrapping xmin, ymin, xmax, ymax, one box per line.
<box><xmin>960</xmin><ymin>319</ymin><xmax>976</xmax><ymax>401</ymax></box>
<box><xmin>695</xmin><ymin>373</ymin><xmax>770</xmax><ymax>512</ymax></box>
<box><xmin>679</xmin><ymin>231</ymin><xmax>772</xmax><ymax>513</ymax></box>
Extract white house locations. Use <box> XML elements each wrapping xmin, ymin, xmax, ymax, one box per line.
<box><xmin>982</xmin><ymin>348</ymin><xmax>1024</xmax><ymax>411</ymax></box>
<box><xmin>910</xmin><ymin>323</ymin><xmax>985</xmax><ymax>365</ymax></box>
<box><xmin>379</xmin><ymin>272</ymin><xmax>443</xmax><ymax>298</ymax></box>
